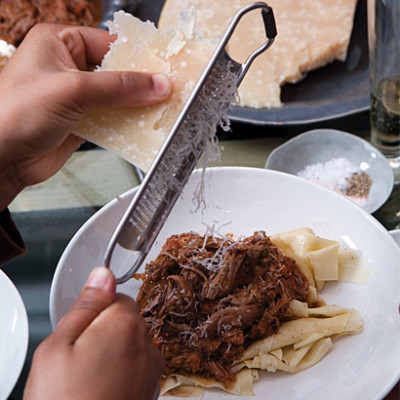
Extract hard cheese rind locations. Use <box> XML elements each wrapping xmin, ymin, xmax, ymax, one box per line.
<box><xmin>74</xmin><ymin>9</ymin><xmax>215</xmax><ymax>171</ymax></box>
<box><xmin>159</xmin><ymin>0</ymin><xmax>358</xmax><ymax>108</ymax></box>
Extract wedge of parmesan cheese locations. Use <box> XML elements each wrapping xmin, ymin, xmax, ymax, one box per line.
<box><xmin>159</xmin><ymin>0</ymin><xmax>358</xmax><ymax>108</ymax></box>
<box><xmin>74</xmin><ymin>9</ymin><xmax>216</xmax><ymax>171</ymax></box>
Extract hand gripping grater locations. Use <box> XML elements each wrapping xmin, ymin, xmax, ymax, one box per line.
<box><xmin>104</xmin><ymin>2</ymin><xmax>277</xmax><ymax>284</ymax></box>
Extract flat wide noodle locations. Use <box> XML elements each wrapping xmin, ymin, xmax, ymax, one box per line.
<box><xmin>161</xmin><ymin>368</ymin><xmax>257</xmax><ymax>396</ymax></box>
<box><xmin>243</xmin><ymin>337</ymin><xmax>333</xmax><ymax>373</ymax></box>
<box><xmin>339</xmin><ymin>248</ymin><xmax>370</xmax><ymax>284</ymax></box>
<box><xmin>271</xmin><ymin>227</ymin><xmax>368</xmax><ymax>295</ymax></box>
<box><xmin>157</xmin><ymin>228</ymin><xmax>365</xmax><ymax>397</ymax></box>
<box><xmin>161</xmin><ymin>306</ymin><xmax>362</xmax><ymax>396</ymax></box>
<box><xmin>240</xmin><ymin>308</ymin><xmax>362</xmax><ymax>360</ymax></box>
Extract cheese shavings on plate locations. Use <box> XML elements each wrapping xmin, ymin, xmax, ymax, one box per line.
<box><xmin>74</xmin><ymin>9</ymin><xmax>216</xmax><ymax>172</ymax></box>
<box><xmin>158</xmin><ymin>0</ymin><xmax>358</xmax><ymax>108</ymax></box>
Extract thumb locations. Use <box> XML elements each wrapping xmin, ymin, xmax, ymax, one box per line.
<box><xmin>77</xmin><ymin>70</ymin><xmax>172</xmax><ymax>109</ymax></box>
<box><xmin>55</xmin><ymin>267</ymin><xmax>116</xmax><ymax>343</ymax></box>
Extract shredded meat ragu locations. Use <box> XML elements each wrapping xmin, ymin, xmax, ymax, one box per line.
<box><xmin>0</xmin><ymin>0</ymin><xmax>102</xmax><ymax>46</ymax></box>
<box><xmin>137</xmin><ymin>231</ymin><xmax>310</xmax><ymax>384</ymax></box>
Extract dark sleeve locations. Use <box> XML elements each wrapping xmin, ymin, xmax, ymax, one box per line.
<box><xmin>0</xmin><ymin>208</ymin><xmax>26</xmax><ymax>266</ymax></box>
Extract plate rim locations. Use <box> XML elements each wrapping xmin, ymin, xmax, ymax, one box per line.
<box><xmin>0</xmin><ymin>269</ymin><xmax>29</xmax><ymax>400</ymax></box>
<box><xmin>228</xmin><ymin>100</ymin><xmax>369</xmax><ymax>126</ymax></box>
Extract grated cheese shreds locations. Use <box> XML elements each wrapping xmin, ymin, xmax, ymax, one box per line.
<box><xmin>129</xmin><ymin>59</ymin><xmax>239</xmax><ymax>233</ymax></box>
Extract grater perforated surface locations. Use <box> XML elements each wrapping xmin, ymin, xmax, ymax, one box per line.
<box><xmin>104</xmin><ymin>2</ymin><xmax>277</xmax><ymax>283</ymax></box>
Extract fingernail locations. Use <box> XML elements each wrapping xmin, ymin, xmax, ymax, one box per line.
<box><xmin>85</xmin><ymin>267</ymin><xmax>112</xmax><ymax>288</ymax></box>
<box><xmin>152</xmin><ymin>74</ymin><xmax>171</xmax><ymax>97</ymax></box>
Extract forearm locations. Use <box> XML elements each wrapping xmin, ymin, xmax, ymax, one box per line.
<box><xmin>0</xmin><ymin>208</ymin><xmax>25</xmax><ymax>265</ymax></box>
<box><xmin>0</xmin><ymin>124</ymin><xmax>25</xmax><ymax>211</ymax></box>
<box><xmin>0</xmin><ymin>154</ymin><xmax>24</xmax><ymax>211</ymax></box>
<box><xmin>0</xmin><ymin>94</ymin><xmax>26</xmax><ymax>211</ymax></box>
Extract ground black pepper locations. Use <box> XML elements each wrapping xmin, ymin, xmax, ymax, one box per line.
<box><xmin>345</xmin><ymin>172</ymin><xmax>373</xmax><ymax>198</ymax></box>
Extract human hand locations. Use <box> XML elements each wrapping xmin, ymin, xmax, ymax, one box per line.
<box><xmin>24</xmin><ymin>267</ymin><xmax>165</xmax><ymax>400</ymax></box>
<box><xmin>0</xmin><ymin>23</ymin><xmax>172</xmax><ymax>210</ymax></box>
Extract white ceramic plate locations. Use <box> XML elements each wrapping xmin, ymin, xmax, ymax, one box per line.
<box><xmin>390</xmin><ymin>229</ymin><xmax>400</xmax><ymax>247</ymax></box>
<box><xmin>0</xmin><ymin>269</ymin><xmax>29</xmax><ymax>400</ymax></box>
<box><xmin>50</xmin><ymin>167</ymin><xmax>400</xmax><ymax>400</ymax></box>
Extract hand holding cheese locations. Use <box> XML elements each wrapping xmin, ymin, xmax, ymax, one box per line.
<box><xmin>74</xmin><ymin>9</ymin><xmax>216</xmax><ymax>172</ymax></box>
<box><xmin>0</xmin><ymin>23</ymin><xmax>172</xmax><ymax>211</ymax></box>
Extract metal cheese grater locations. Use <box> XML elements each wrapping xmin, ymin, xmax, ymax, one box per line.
<box><xmin>104</xmin><ymin>2</ymin><xmax>277</xmax><ymax>284</ymax></box>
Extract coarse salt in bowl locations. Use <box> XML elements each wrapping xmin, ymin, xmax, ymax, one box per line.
<box><xmin>265</xmin><ymin>129</ymin><xmax>394</xmax><ymax>213</ymax></box>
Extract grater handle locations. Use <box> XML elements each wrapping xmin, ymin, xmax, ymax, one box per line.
<box><xmin>262</xmin><ymin>7</ymin><xmax>277</xmax><ymax>39</ymax></box>
<box><xmin>235</xmin><ymin>4</ymin><xmax>277</xmax><ymax>86</ymax></box>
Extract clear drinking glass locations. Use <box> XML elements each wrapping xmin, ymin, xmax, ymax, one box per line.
<box><xmin>367</xmin><ymin>0</ymin><xmax>400</xmax><ymax>179</ymax></box>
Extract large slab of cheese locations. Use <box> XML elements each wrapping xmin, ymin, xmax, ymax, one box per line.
<box><xmin>74</xmin><ymin>9</ymin><xmax>215</xmax><ymax>171</ymax></box>
<box><xmin>159</xmin><ymin>0</ymin><xmax>358</xmax><ymax>108</ymax></box>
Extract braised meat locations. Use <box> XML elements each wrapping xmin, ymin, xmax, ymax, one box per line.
<box><xmin>0</xmin><ymin>0</ymin><xmax>102</xmax><ymax>46</ymax></box>
<box><xmin>137</xmin><ymin>231</ymin><xmax>309</xmax><ymax>384</ymax></box>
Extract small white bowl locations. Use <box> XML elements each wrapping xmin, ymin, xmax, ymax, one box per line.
<box><xmin>265</xmin><ymin>129</ymin><xmax>394</xmax><ymax>213</ymax></box>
